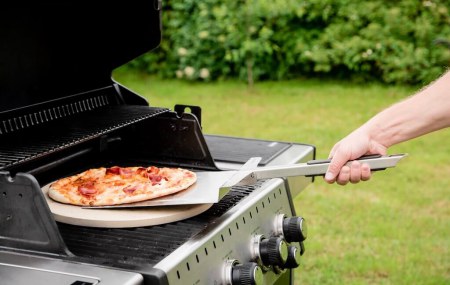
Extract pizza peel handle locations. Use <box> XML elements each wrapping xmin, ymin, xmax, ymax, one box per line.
<box><xmin>85</xmin><ymin>154</ymin><xmax>406</xmax><ymax>209</ymax></box>
<box><xmin>220</xmin><ymin>154</ymin><xmax>407</xmax><ymax>191</ymax></box>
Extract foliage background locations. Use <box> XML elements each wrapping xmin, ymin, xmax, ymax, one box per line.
<box><xmin>128</xmin><ymin>0</ymin><xmax>450</xmax><ymax>85</ymax></box>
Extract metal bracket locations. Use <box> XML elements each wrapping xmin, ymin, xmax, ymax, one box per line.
<box><xmin>0</xmin><ymin>171</ymin><xmax>71</xmax><ymax>256</ymax></box>
<box><xmin>174</xmin><ymin>104</ymin><xmax>202</xmax><ymax>127</ymax></box>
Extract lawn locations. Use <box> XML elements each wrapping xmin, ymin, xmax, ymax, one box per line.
<box><xmin>113</xmin><ymin>68</ymin><xmax>450</xmax><ymax>285</ymax></box>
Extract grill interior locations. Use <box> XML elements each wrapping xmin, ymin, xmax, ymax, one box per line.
<box><xmin>58</xmin><ymin>183</ymin><xmax>259</xmax><ymax>269</ymax></box>
<box><xmin>0</xmin><ymin>105</ymin><xmax>168</xmax><ymax>170</ymax></box>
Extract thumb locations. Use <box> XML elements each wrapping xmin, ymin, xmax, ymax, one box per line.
<box><xmin>325</xmin><ymin>152</ymin><xmax>350</xmax><ymax>182</ymax></box>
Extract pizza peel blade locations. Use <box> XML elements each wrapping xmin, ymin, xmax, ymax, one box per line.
<box><xmin>84</xmin><ymin>157</ymin><xmax>263</xmax><ymax>209</ymax></box>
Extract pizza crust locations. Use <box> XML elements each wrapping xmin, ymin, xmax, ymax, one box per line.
<box><xmin>47</xmin><ymin>167</ymin><xmax>197</xmax><ymax>206</ymax></box>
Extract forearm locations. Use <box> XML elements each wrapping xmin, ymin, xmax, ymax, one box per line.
<box><xmin>361</xmin><ymin>71</ymin><xmax>450</xmax><ymax>148</ymax></box>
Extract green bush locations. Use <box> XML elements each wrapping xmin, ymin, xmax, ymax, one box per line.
<box><xmin>128</xmin><ymin>0</ymin><xmax>450</xmax><ymax>85</ymax></box>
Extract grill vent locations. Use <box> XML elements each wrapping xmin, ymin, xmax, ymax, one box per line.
<box><xmin>0</xmin><ymin>95</ymin><xmax>110</xmax><ymax>135</ymax></box>
<box><xmin>0</xmin><ymin>106</ymin><xmax>169</xmax><ymax>170</ymax></box>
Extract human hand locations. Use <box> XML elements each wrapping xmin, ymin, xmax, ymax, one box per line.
<box><xmin>324</xmin><ymin>128</ymin><xmax>388</xmax><ymax>185</ymax></box>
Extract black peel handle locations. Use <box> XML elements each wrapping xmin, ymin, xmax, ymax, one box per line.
<box><xmin>306</xmin><ymin>154</ymin><xmax>407</xmax><ymax>174</ymax></box>
<box><xmin>307</xmin><ymin>154</ymin><xmax>381</xmax><ymax>165</ymax></box>
<box><xmin>305</xmin><ymin>154</ymin><xmax>383</xmax><ymax>178</ymax></box>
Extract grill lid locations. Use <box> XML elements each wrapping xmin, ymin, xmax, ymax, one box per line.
<box><xmin>0</xmin><ymin>1</ymin><xmax>162</xmax><ymax>113</ymax></box>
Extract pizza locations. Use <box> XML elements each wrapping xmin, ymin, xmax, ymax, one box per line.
<box><xmin>47</xmin><ymin>166</ymin><xmax>197</xmax><ymax>206</ymax></box>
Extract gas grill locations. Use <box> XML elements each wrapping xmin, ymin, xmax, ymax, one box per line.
<box><xmin>0</xmin><ymin>2</ymin><xmax>314</xmax><ymax>284</ymax></box>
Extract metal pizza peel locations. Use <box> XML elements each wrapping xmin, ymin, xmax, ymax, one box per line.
<box><xmin>85</xmin><ymin>154</ymin><xmax>407</xmax><ymax>209</ymax></box>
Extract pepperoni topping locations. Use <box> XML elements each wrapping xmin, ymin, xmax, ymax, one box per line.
<box><xmin>137</xmin><ymin>167</ymin><xmax>165</xmax><ymax>184</ymax></box>
<box><xmin>78</xmin><ymin>182</ymin><xmax>97</xmax><ymax>195</ymax></box>
<box><xmin>106</xmin><ymin>166</ymin><xmax>134</xmax><ymax>178</ymax></box>
<box><xmin>119</xmin><ymin>168</ymin><xmax>133</xmax><ymax>178</ymax></box>
<box><xmin>146</xmin><ymin>166</ymin><xmax>160</xmax><ymax>174</ymax></box>
<box><xmin>136</xmin><ymin>167</ymin><xmax>147</xmax><ymax>176</ymax></box>
<box><xmin>106</xmin><ymin>166</ymin><xmax>121</xmax><ymax>175</ymax></box>
<box><xmin>146</xmin><ymin>173</ymin><xmax>165</xmax><ymax>185</ymax></box>
<box><xmin>123</xmin><ymin>185</ymin><xmax>137</xmax><ymax>194</ymax></box>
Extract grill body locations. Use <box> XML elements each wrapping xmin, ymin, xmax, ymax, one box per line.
<box><xmin>0</xmin><ymin>1</ymin><xmax>315</xmax><ymax>284</ymax></box>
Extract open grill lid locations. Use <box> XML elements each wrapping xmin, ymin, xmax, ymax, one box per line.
<box><xmin>0</xmin><ymin>1</ymin><xmax>162</xmax><ymax>113</ymax></box>
<box><xmin>0</xmin><ymin>0</ymin><xmax>216</xmax><ymax>175</ymax></box>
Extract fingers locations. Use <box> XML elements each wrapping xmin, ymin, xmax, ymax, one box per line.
<box><xmin>336</xmin><ymin>165</ymin><xmax>350</xmax><ymax>185</ymax></box>
<box><xmin>324</xmin><ymin>150</ymin><xmax>351</xmax><ymax>183</ymax></box>
<box><xmin>360</xmin><ymin>163</ymin><xmax>371</xmax><ymax>181</ymax></box>
<box><xmin>330</xmin><ymin>161</ymin><xmax>372</xmax><ymax>186</ymax></box>
<box><xmin>349</xmin><ymin>161</ymin><xmax>361</xmax><ymax>183</ymax></box>
<box><xmin>324</xmin><ymin>129</ymin><xmax>380</xmax><ymax>185</ymax></box>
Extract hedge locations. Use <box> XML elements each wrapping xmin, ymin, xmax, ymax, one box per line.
<box><xmin>127</xmin><ymin>0</ymin><xmax>450</xmax><ymax>85</ymax></box>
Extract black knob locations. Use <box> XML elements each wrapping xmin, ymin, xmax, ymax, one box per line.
<box><xmin>259</xmin><ymin>236</ymin><xmax>288</xmax><ymax>267</ymax></box>
<box><xmin>282</xmin><ymin>217</ymin><xmax>307</xmax><ymax>242</ymax></box>
<box><xmin>231</xmin><ymin>262</ymin><xmax>263</xmax><ymax>285</ymax></box>
<box><xmin>283</xmin><ymin>245</ymin><xmax>301</xmax><ymax>268</ymax></box>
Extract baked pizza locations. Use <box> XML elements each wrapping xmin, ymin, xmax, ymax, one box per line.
<box><xmin>48</xmin><ymin>166</ymin><xmax>197</xmax><ymax>206</ymax></box>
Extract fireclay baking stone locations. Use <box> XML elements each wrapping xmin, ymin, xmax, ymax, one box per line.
<box><xmin>41</xmin><ymin>184</ymin><xmax>212</xmax><ymax>228</ymax></box>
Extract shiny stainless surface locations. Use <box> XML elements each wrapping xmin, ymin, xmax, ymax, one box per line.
<box><xmin>152</xmin><ymin>143</ymin><xmax>314</xmax><ymax>284</ymax></box>
<box><xmin>155</xmin><ymin>178</ymin><xmax>296</xmax><ymax>284</ymax></box>
<box><xmin>0</xmin><ymin>251</ymin><xmax>143</xmax><ymax>285</ymax></box>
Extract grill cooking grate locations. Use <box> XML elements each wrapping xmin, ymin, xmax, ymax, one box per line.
<box><xmin>58</xmin><ymin>184</ymin><xmax>258</xmax><ymax>268</ymax></box>
<box><xmin>0</xmin><ymin>106</ymin><xmax>169</xmax><ymax>170</ymax></box>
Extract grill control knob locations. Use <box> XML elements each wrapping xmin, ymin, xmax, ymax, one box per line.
<box><xmin>259</xmin><ymin>236</ymin><xmax>288</xmax><ymax>267</ymax></box>
<box><xmin>280</xmin><ymin>216</ymin><xmax>307</xmax><ymax>243</ymax></box>
<box><xmin>232</xmin><ymin>262</ymin><xmax>263</xmax><ymax>285</ymax></box>
<box><xmin>226</xmin><ymin>260</ymin><xmax>263</xmax><ymax>285</ymax></box>
<box><xmin>283</xmin><ymin>245</ymin><xmax>301</xmax><ymax>268</ymax></box>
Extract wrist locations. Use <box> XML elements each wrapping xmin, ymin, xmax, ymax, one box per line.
<box><xmin>358</xmin><ymin>121</ymin><xmax>392</xmax><ymax>151</ymax></box>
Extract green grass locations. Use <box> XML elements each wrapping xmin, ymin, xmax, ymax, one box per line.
<box><xmin>113</xmin><ymin>68</ymin><xmax>450</xmax><ymax>285</ymax></box>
